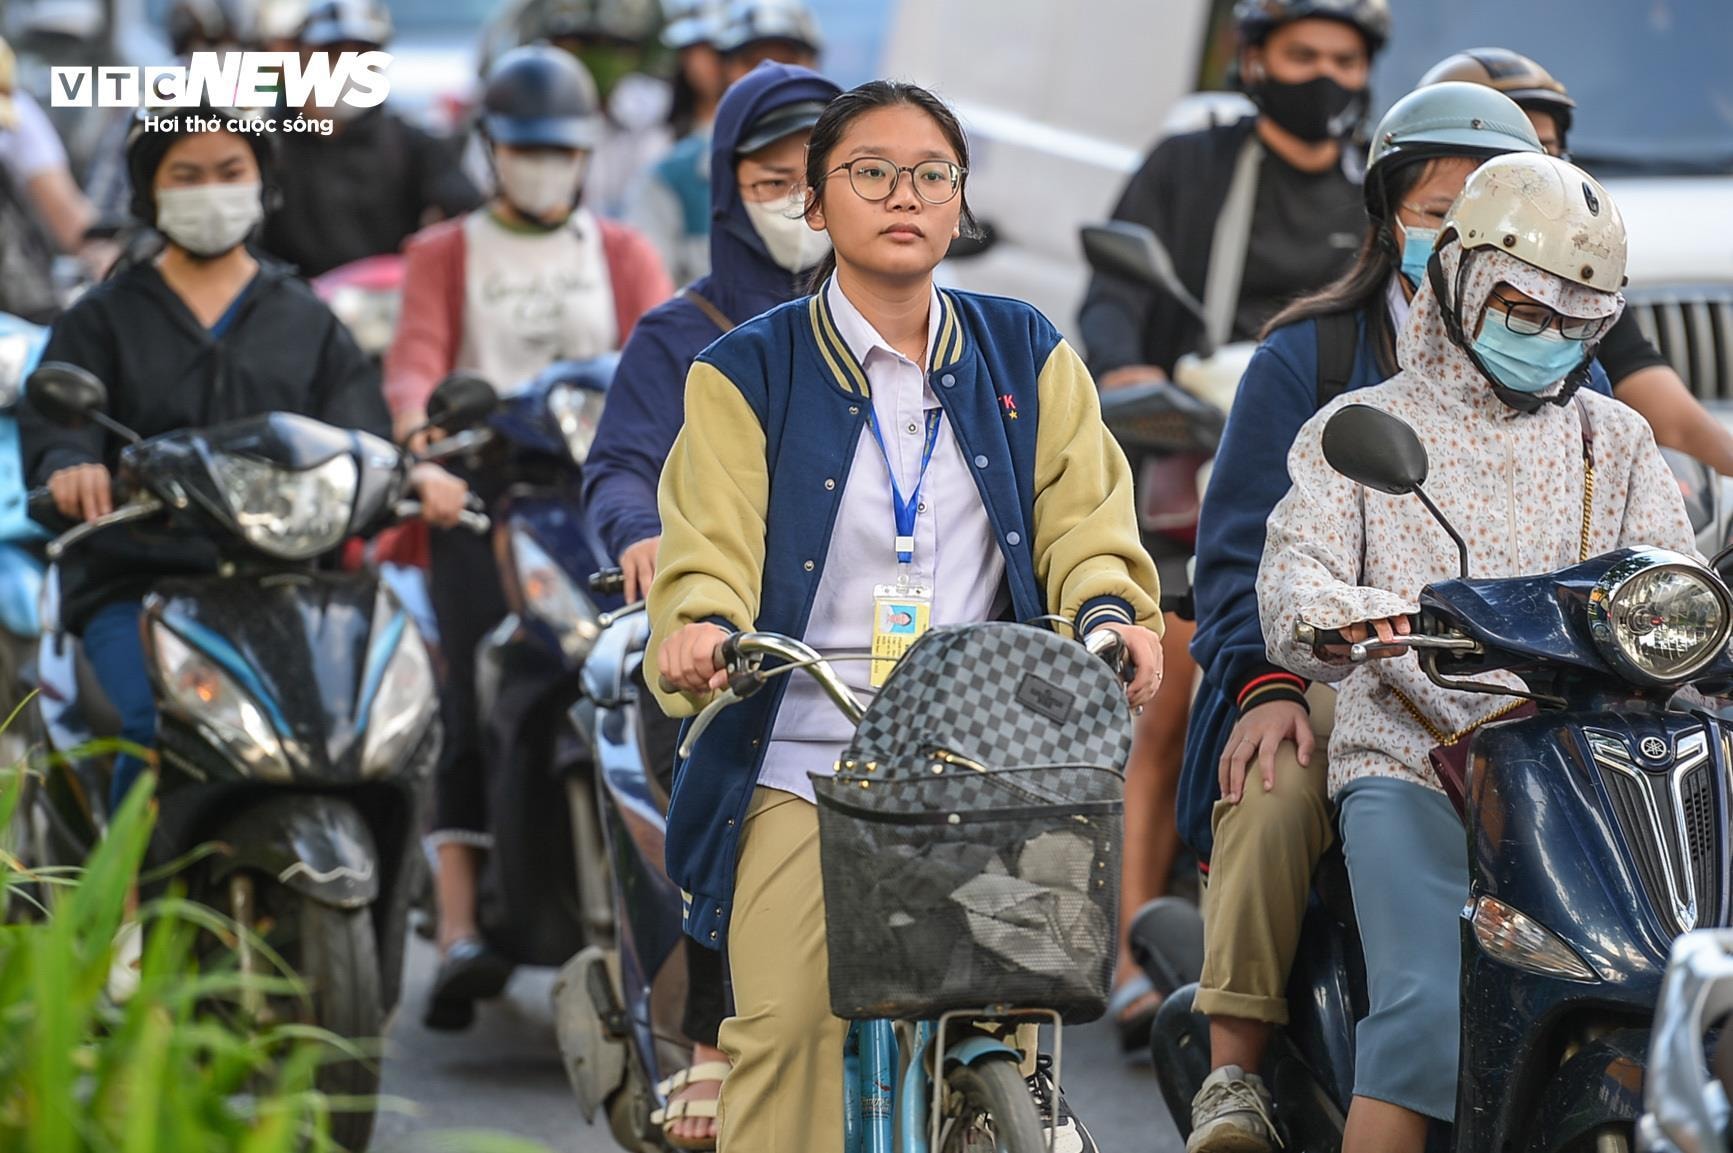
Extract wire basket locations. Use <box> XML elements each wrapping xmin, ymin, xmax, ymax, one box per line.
<box><xmin>813</xmin><ymin>760</ymin><xmax>1123</xmax><ymax>1023</ymax></box>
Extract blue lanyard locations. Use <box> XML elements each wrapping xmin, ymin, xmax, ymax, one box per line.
<box><xmin>865</xmin><ymin>406</ymin><xmax>944</xmax><ymax>565</ymax></box>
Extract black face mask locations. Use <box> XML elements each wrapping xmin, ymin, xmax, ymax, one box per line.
<box><xmin>1251</xmin><ymin>74</ymin><xmax>1367</xmax><ymax>143</ymax></box>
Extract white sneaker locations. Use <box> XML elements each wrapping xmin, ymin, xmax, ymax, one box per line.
<box><xmin>1186</xmin><ymin>1065</ymin><xmax>1281</xmax><ymax>1153</ymax></box>
<box><xmin>107</xmin><ymin>919</ymin><xmax>143</xmax><ymax>1004</ymax></box>
<box><xmin>1026</xmin><ymin>1055</ymin><xmax>1096</xmax><ymax>1153</ymax></box>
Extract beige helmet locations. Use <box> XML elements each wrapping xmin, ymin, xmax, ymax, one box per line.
<box><xmin>1444</xmin><ymin>152</ymin><xmax>1626</xmax><ymax>290</ymax></box>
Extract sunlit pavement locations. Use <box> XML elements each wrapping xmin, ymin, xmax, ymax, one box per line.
<box><xmin>374</xmin><ymin>932</ymin><xmax>1185</xmax><ymax>1152</ymax></box>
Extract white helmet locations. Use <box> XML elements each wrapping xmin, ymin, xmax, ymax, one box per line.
<box><xmin>1444</xmin><ymin>152</ymin><xmax>1627</xmax><ymax>290</ymax></box>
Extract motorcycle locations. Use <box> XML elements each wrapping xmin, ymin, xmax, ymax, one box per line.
<box><xmin>0</xmin><ymin>313</ymin><xmax>49</xmax><ymax>764</ymax></box>
<box><xmin>1142</xmin><ymin>403</ymin><xmax>1733</xmax><ymax>1151</ymax></box>
<box><xmin>312</xmin><ymin>255</ymin><xmax>406</xmax><ymax>366</ymax></box>
<box><xmin>419</xmin><ymin>359</ymin><xmax>622</xmax><ymax>972</ymax></box>
<box><xmin>22</xmin><ymin>361</ymin><xmax>494</xmax><ymax>1152</ymax></box>
<box><xmin>1640</xmin><ymin>928</ymin><xmax>1733</xmax><ymax>1152</ymax></box>
<box><xmin>552</xmin><ymin>566</ymin><xmax>690</xmax><ymax>1152</ymax></box>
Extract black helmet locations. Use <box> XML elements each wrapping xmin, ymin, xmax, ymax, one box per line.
<box><xmin>482</xmin><ymin>45</ymin><xmax>604</xmax><ymax>150</ymax></box>
<box><xmin>1233</xmin><ymin>0</ymin><xmax>1390</xmax><ymax>53</ymax></box>
<box><xmin>1419</xmin><ymin>48</ymin><xmax>1576</xmax><ymax>140</ymax></box>
<box><xmin>124</xmin><ymin>107</ymin><xmax>275</xmax><ymax>225</ymax></box>
<box><xmin>166</xmin><ymin>0</ymin><xmax>237</xmax><ymax>55</ymax></box>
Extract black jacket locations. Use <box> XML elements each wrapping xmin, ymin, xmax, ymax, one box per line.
<box><xmin>261</xmin><ymin>106</ymin><xmax>481</xmax><ymax>278</ymax></box>
<box><xmin>20</xmin><ymin>254</ymin><xmax>392</xmax><ymax>632</ymax></box>
<box><xmin>1078</xmin><ymin>117</ymin><xmax>1260</xmax><ymax>378</ymax></box>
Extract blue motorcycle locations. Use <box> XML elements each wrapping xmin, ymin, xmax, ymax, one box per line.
<box><xmin>0</xmin><ymin>313</ymin><xmax>49</xmax><ymax>762</ymax></box>
<box><xmin>1146</xmin><ymin>404</ymin><xmax>1733</xmax><ymax>1152</ymax></box>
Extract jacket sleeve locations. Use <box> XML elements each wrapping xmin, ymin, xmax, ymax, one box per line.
<box><xmin>601</xmin><ymin>220</ymin><xmax>675</xmax><ymax>343</ymax></box>
<box><xmin>583</xmin><ymin>313</ymin><xmax>687</xmax><ymax>560</ymax></box>
<box><xmin>1257</xmin><ymin>403</ymin><xmax>1416</xmax><ymax>683</ymax></box>
<box><xmin>645</xmin><ymin>360</ymin><xmax>767</xmax><ymax>717</ymax></box>
<box><xmin>1031</xmin><ymin>339</ymin><xmax>1163</xmax><ymax>636</ymax></box>
<box><xmin>20</xmin><ymin>297</ymin><xmax>115</xmax><ymax>483</ymax></box>
<box><xmin>382</xmin><ymin>225</ymin><xmax>459</xmax><ymax>418</ymax></box>
<box><xmin>1076</xmin><ymin>139</ymin><xmax>1185</xmax><ymax>376</ymax></box>
<box><xmin>1191</xmin><ymin>335</ymin><xmax>1326</xmax><ymax>711</ymax></box>
<box><xmin>313</xmin><ymin>309</ymin><xmax>393</xmax><ymax>440</ymax></box>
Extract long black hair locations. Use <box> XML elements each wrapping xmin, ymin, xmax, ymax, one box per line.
<box><xmin>801</xmin><ymin>80</ymin><xmax>981</xmax><ymax>291</ymax></box>
<box><xmin>1259</xmin><ymin>156</ymin><xmax>1437</xmax><ymax>376</ymax></box>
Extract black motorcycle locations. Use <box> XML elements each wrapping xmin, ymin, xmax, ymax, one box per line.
<box><xmin>1143</xmin><ymin>404</ymin><xmax>1733</xmax><ymax>1152</ymax></box>
<box><xmin>23</xmin><ymin>361</ymin><xmax>493</xmax><ymax>1151</ymax></box>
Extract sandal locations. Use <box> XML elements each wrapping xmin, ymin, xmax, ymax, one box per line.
<box><xmin>651</xmin><ymin>1060</ymin><xmax>729</xmax><ymax>1151</ymax></box>
<box><xmin>1108</xmin><ymin>972</ymin><xmax>1161</xmax><ymax>1058</ymax></box>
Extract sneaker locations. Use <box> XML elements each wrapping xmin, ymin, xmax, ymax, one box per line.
<box><xmin>106</xmin><ymin>919</ymin><xmax>143</xmax><ymax>1004</ymax></box>
<box><xmin>1186</xmin><ymin>1065</ymin><xmax>1281</xmax><ymax>1153</ymax></box>
<box><xmin>1026</xmin><ymin>1054</ymin><xmax>1096</xmax><ymax>1153</ymax></box>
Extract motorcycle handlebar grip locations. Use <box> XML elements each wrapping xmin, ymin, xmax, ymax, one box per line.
<box><xmin>589</xmin><ymin>568</ymin><xmax>626</xmax><ymax>595</ymax></box>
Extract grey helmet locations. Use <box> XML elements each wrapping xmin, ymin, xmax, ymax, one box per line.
<box><xmin>714</xmin><ymin>0</ymin><xmax>822</xmax><ymax>56</ymax></box>
<box><xmin>1421</xmin><ymin>48</ymin><xmax>1576</xmax><ymax>140</ymax></box>
<box><xmin>1232</xmin><ymin>0</ymin><xmax>1390</xmax><ymax>52</ymax></box>
<box><xmin>1363</xmin><ymin>81</ymin><xmax>1542</xmax><ymax>218</ymax></box>
<box><xmin>662</xmin><ymin>0</ymin><xmax>724</xmax><ymax>49</ymax></box>
<box><xmin>298</xmin><ymin>0</ymin><xmax>391</xmax><ymax>48</ymax></box>
<box><xmin>517</xmin><ymin>0</ymin><xmax>662</xmax><ymax>46</ymax></box>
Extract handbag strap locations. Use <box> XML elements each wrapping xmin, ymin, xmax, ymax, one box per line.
<box><xmin>1391</xmin><ymin>399</ymin><xmax>1597</xmax><ymax>743</ymax></box>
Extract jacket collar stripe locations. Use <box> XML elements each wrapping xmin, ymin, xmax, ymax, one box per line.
<box><xmin>809</xmin><ymin>291</ymin><xmax>871</xmax><ymax>398</ymax></box>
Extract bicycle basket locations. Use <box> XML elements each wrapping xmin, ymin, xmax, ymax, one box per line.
<box><xmin>813</xmin><ymin>623</ymin><xmax>1131</xmax><ymax>1022</ymax></box>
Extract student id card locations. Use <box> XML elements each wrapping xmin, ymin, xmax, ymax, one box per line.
<box><xmin>870</xmin><ymin>582</ymin><xmax>932</xmax><ymax>687</ymax></box>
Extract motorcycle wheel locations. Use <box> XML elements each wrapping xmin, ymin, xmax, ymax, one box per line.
<box><xmin>295</xmin><ymin>895</ymin><xmax>384</xmax><ymax>1152</ymax></box>
<box><xmin>938</xmin><ymin>1057</ymin><xmax>1044</xmax><ymax>1153</ymax></box>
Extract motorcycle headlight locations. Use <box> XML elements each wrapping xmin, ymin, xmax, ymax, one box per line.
<box><xmin>360</xmin><ymin>615</ymin><xmax>436</xmax><ymax>777</ymax></box>
<box><xmin>510</xmin><ymin>528</ymin><xmax>600</xmax><ymax>663</ymax></box>
<box><xmin>0</xmin><ymin>333</ymin><xmax>38</xmax><ymax>408</ymax></box>
<box><xmin>328</xmin><ymin>285</ymin><xmax>400</xmax><ymax>359</ymax></box>
<box><xmin>151</xmin><ymin>622</ymin><xmax>289</xmax><ymax>780</ymax></box>
<box><xmin>211</xmin><ymin>453</ymin><xmax>358</xmax><ymax>559</ymax></box>
<box><xmin>1465</xmin><ymin>895</ymin><xmax>1597</xmax><ymax>982</ymax></box>
<box><xmin>546</xmin><ymin>384</ymin><xmax>606</xmax><ymax>465</ymax></box>
<box><xmin>1587</xmin><ymin>551</ymin><xmax>1733</xmax><ymax>686</ymax></box>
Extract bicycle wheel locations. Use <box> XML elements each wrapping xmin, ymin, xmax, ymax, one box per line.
<box><xmin>938</xmin><ymin>1056</ymin><xmax>1045</xmax><ymax>1153</ymax></box>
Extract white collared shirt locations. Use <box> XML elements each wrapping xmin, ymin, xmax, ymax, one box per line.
<box><xmin>755</xmin><ymin>279</ymin><xmax>1009</xmax><ymax>802</ymax></box>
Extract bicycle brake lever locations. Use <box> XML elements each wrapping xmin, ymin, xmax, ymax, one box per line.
<box><xmin>679</xmin><ymin>687</ymin><xmax>741</xmax><ymax>759</ymax></box>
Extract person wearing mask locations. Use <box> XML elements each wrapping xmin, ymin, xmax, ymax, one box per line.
<box><xmin>649</xmin><ymin>79</ymin><xmax>1162</xmax><ymax>1153</ymax></box>
<box><xmin>1422</xmin><ymin>48</ymin><xmax>1733</xmax><ymax>477</ymax></box>
<box><xmin>18</xmin><ymin>109</ymin><xmax>467</xmax><ymax>818</ymax></box>
<box><xmin>1176</xmin><ymin>81</ymin><xmax>1566</xmax><ymax>1152</ymax></box>
<box><xmin>1258</xmin><ymin>151</ymin><xmax>1692</xmax><ymax>1153</ymax></box>
<box><xmin>1079</xmin><ymin>0</ymin><xmax>1389</xmax><ymax>1047</ymax></box>
<box><xmin>583</xmin><ymin>60</ymin><xmax>840</xmax><ymax>1149</ymax></box>
<box><xmin>383</xmin><ymin>45</ymin><xmax>671</xmax><ymax>1030</ymax></box>
<box><xmin>259</xmin><ymin>0</ymin><xmax>481</xmax><ymax>277</ymax></box>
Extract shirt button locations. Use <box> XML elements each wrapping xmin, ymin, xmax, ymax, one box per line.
<box><xmin>918</xmin><ymin>501</ymin><xmax>927</xmax><ymax>513</ymax></box>
<box><xmin>906</xmin><ymin>421</ymin><xmax>919</xmax><ymax>435</ymax></box>
<box><xmin>941</xmin><ymin>374</ymin><xmax>956</xmax><ymax>388</ymax></box>
<box><xmin>824</xmin><ymin>478</ymin><xmax>836</xmax><ymax>490</ymax></box>
<box><xmin>1007</xmin><ymin>531</ymin><xmax>1022</xmax><ymax>546</ymax></box>
<box><xmin>974</xmin><ymin>454</ymin><xmax>989</xmax><ymax>468</ymax></box>
<box><xmin>804</xmin><ymin>560</ymin><xmax>815</xmax><ymax>571</ymax></box>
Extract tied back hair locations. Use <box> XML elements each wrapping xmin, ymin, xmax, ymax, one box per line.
<box><xmin>801</xmin><ymin>80</ymin><xmax>981</xmax><ymax>293</ymax></box>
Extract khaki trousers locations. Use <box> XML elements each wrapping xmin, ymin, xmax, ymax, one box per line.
<box><xmin>717</xmin><ymin>788</ymin><xmax>848</xmax><ymax>1152</ymax></box>
<box><xmin>1195</xmin><ymin>686</ymin><xmax>1335</xmax><ymax>1025</ymax></box>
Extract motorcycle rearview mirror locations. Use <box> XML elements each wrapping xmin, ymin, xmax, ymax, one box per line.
<box><xmin>26</xmin><ymin>362</ymin><xmax>141</xmax><ymax>444</ymax></box>
<box><xmin>945</xmin><ymin>219</ymin><xmax>997</xmax><ymax>261</ymax></box>
<box><xmin>1321</xmin><ymin>405</ymin><xmax>1470</xmax><ymax>578</ymax></box>
<box><xmin>1079</xmin><ymin>221</ymin><xmax>1215</xmax><ymax>357</ymax></box>
<box><xmin>424</xmin><ymin>373</ymin><xmax>499</xmax><ymax>434</ymax></box>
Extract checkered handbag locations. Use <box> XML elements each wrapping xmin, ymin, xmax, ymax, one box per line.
<box><xmin>811</xmin><ymin>623</ymin><xmax>1132</xmax><ymax>1022</ymax></box>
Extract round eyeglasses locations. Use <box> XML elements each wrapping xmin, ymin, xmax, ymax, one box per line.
<box><xmin>1485</xmin><ymin>291</ymin><xmax>1611</xmax><ymax>342</ymax></box>
<box><xmin>824</xmin><ymin>157</ymin><xmax>966</xmax><ymax>205</ymax></box>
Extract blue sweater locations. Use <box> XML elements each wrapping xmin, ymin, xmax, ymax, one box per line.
<box><xmin>1179</xmin><ymin>308</ymin><xmax>1613</xmax><ymax>858</ymax></box>
<box><xmin>582</xmin><ymin>63</ymin><xmax>842</xmax><ymax>560</ymax></box>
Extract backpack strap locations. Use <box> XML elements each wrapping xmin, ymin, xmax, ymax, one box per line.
<box><xmin>681</xmin><ymin>287</ymin><xmax>736</xmax><ymax>334</ymax></box>
<box><xmin>1313</xmin><ymin>310</ymin><xmax>1361</xmax><ymax>410</ymax></box>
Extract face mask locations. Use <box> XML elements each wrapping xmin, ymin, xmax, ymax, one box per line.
<box><xmin>1250</xmin><ymin>73</ymin><xmax>1366</xmax><ymax>143</ymax></box>
<box><xmin>1472</xmin><ymin>309</ymin><xmax>1587</xmax><ymax>394</ymax></box>
<box><xmin>743</xmin><ymin>198</ymin><xmax>832</xmax><ymax>273</ymax></box>
<box><xmin>495</xmin><ymin>151</ymin><xmax>587</xmax><ymax>222</ymax></box>
<box><xmin>1399</xmin><ymin>225</ymin><xmax>1438</xmax><ymax>289</ymax></box>
<box><xmin>154</xmin><ymin>181</ymin><xmax>263</xmax><ymax>258</ymax></box>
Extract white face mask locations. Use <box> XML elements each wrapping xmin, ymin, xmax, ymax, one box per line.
<box><xmin>154</xmin><ymin>182</ymin><xmax>263</xmax><ymax>258</ymax></box>
<box><xmin>495</xmin><ymin>151</ymin><xmax>587</xmax><ymax>222</ymax></box>
<box><xmin>743</xmin><ymin>198</ymin><xmax>832</xmax><ymax>273</ymax></box>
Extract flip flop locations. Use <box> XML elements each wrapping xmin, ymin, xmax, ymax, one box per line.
<box><xmin>423</xmin><ymin>937</ymin><xmax>513</xmax><ymax>1032</ymax></box>
<box><xmin>1108</xmin><ymin>972</ymin><xmax>1161</xmax><ymax>1057</ymax></box>
<box><xmin>651</xmin><ymin>1060</ymin><xmax>729</xmax><ymax>1151</ymax></box>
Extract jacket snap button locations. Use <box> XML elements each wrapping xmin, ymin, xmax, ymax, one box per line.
<box><xmin>804</xmin><ymin>560</ymin><xmax>815</xmax><ymax>571</ymax></box>
<box><xmin>1007</xmin><ymin>531</ymin><xmax>1021</xmax><ymax>546</ymax></box>
<box><xmin>974</xmin><ymin>454</ymin><xmax>989</xmax><ymax>468</ymax></box>
<box><xmin>824</xmin><ymin>478</ymin><xmax>836</xmax><ymax>490</ymax></box>
<box><xmin>849</xmin><ymin>405</ymin><xmax>860</xmax><ymax>415</ymax></box>
<box><xmin>710</xmin><ymin>930</ymin><xmax>718</xmax><ymax>940</ymax></box>
<box><xmin>941</xmin><ymin>374</ymin><xmax>956</xmax><ymax>388</ymax></box>
<box><xmin>726</xmin><ymin>818</ymin><xmax>735</xmax><ymax>827</ymax></box>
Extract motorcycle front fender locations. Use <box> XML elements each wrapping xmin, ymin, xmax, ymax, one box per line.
<box><xmin>1522</xmin><ymin>1028</ymin><xmax>1648</xmax><ymax>1153</ymax></box>
<box><xmin>208</xmin><ymin>795</ymin><xmax>380</xmax><ymax>909</ymax></box>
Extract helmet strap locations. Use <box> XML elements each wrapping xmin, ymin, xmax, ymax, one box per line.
<box><xmin>1431</xmin><ymin>247</ymin><xmax>1579</xmax><ymax>415</ymax></box>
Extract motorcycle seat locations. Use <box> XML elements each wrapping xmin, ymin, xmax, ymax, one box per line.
<box><xmin>1313</xmin><ymin>839</ymin><xmax>1358</xmax><ymax>930</ymax></box>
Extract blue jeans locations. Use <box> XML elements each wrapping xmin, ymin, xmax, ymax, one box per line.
<box><xmin>80</xmin><ymin>600</ymin><xmax>158</xmax><ymax>812</ymax></box>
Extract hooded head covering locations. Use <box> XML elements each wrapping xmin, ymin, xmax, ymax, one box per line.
<box><xmin>1403</xmin><ymin>239</ymin><xmax>1622</xmax><ymax>413</ymax></box>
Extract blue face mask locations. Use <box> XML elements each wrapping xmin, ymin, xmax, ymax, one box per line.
<box><xmin>1472</xmin><ymin>309</ymin><xmax>1588</xmax><ymax>394</ymax></box>
<box><xmin>1399</xmin><ymin>226</ymin><xmax>1438</xmax><ymax>289</ymax></box>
